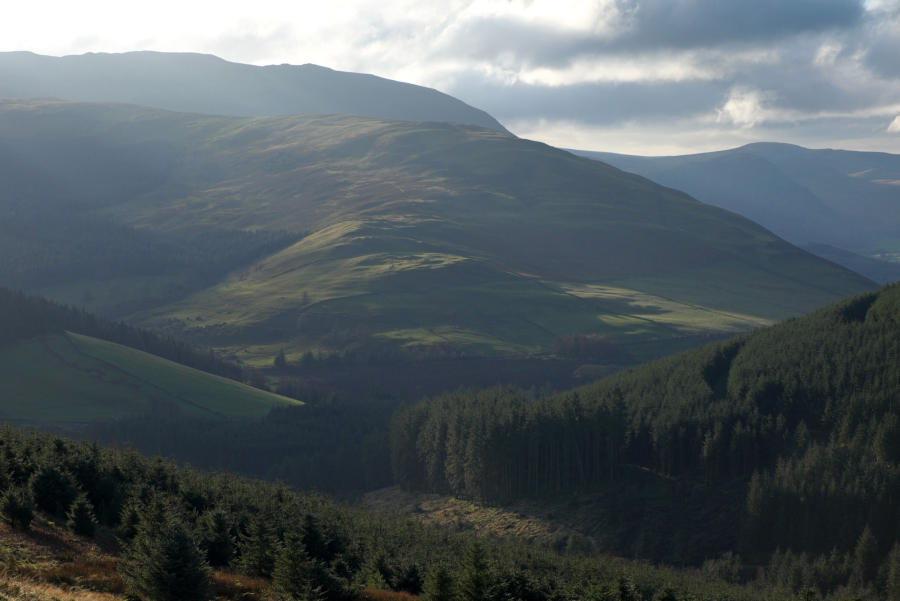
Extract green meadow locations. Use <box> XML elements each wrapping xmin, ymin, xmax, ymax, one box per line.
<box><xmin>0</xmin><ymin>332</ymin><xmax>299</xmax><ymax>425</ymax></box>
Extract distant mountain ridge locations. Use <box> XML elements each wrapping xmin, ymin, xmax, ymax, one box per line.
<box><xmin>0</xmin><ymin>50</ymin><xmax>510</xmax><ymax>133</ymax></box>
<box><xmin>569</xmin><ymin>143</ymin><xmax>900</xmax><ymax>282</ymax></box>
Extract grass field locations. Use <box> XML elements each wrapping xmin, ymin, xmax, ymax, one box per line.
<box><xmin>0</xmin><ymin>100</ymin><xmax>876</xmax><ymax>362</ymax></box>
<box><xmin>0</xmin><ymin>332</ymin><xmax>298</xmax><ymax>425</ymax></box>
<box><xmin>131</xmin><ymin>249</ymin><xmax>871</xmax><ymax>364</ymax></box>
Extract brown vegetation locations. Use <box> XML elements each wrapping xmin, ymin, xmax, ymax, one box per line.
<box><xmin>358</xmin><ymin>589</ymin><xmax>419</xmax><ymax>601</ymax></box>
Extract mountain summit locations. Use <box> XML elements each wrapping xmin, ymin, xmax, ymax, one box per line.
<box><xmin>0</xmin><ymin>51</ymin><xmax>510</xmax><ymax>133</ymax></box>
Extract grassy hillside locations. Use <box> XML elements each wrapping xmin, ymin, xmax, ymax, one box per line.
<box><xmin>0</xmin><ymin>50</ymin><xmax>509</xmax><ymax>132</ymax></box>
<box><xmin>0</xmin><ymin>100</ymin><xmax>875</xmax><ymax>361</ymax></box>
<box><xmin>0</xmin><ymin>332</ymin><xmax>298</xmax><ymax>425</ymax></box>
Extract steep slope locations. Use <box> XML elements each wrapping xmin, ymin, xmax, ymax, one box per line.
<box><xmin>648</xmin><ymin>153</ymin><xmax>848</xmax><ymax>246</ymax></box>
<box><xmin>0</xmin><ymin>100</ymin><xmax>874</xmax><ymax>362</ymax></box>
<box><xmin>570</xmin><ymin>143</ymin><xmax>900</xmax><ymax>266</ymax></box>
<box><xmin>0</xmin><ymin>50</ymin><xmax>509</xmax><ymax>132</ymax></box>
<box><xmin>800</xmin><ymin>243</ymin><xmax>900</xmax><ymax>284</ymax></box>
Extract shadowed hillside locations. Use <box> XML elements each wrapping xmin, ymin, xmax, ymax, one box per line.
<box><xmin>0</xmin><ymin>100</ymin><xmax>875</xmax><ymax>363</ymax></box>
<box><xmin>570</xmin><ymin>143</ymin><xmax>900</xmax><ymax>281</ymax></box>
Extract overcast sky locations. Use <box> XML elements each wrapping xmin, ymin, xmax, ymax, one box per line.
<box><xmin>3</xmin><ymin>0</ymin><xmax>900</xmax><ymax>155</ymax></box>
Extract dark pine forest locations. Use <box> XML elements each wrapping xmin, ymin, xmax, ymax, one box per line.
<box><xmin>391</xmin><ymin>283</ymin><xmax>900</xmax><ymax>586</ymax></box>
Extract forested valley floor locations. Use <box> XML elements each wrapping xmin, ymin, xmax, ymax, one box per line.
<box><xmin>6</xmin><ymin>284</ymin><xmax>900</xmax><ymax>599</ymax></box>
<box><xmin>0</xmin><ymin>426</ymin><xmax>886</xmax><ymax>601</ymax></box>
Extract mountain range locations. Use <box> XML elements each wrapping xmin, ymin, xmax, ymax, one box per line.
<box><xmin>570</xmin><ymin>143</ymin><xmax>900</xmax><ymax>282</ymax></box>
<box><xmin>0</xmin><ymin>98</ymin><xmax>874</xmax><ymax>366</ymax></box>
<box><xmin>0</xmin><ymin>51</ymin><xmax>509</xmax><ymax>133</ymax></box>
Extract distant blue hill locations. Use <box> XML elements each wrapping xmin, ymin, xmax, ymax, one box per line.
<box><xmin>570</xmin><ymin>143</ymin><xmax>900</xmax><ymax>283</ymax></box>
<box><xmin>0</xmin><ymin>51</ymin><xmax>509</xmax><ymax>134</ymax></box>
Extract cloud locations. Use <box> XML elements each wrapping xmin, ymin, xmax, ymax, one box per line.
<box><xmin>716</xmin><ymin>87</ymin><xmax>779</xmax><ymax>128</ymax></box>
<box><xmin>0</xmin><ymin>0</ymin><xmax>898</xmax><ymax>154</ymax></box>
<box><xmin>611</xmin><ymin>0</ymin><xmax>863</xmax><ymax>50</ymax></box>
<box><xmin>889</xmin><ymin>116</ymin><xmax>900</xmax><ymax>132</ymax></box>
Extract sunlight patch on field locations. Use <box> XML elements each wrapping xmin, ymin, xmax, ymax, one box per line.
<box><xmin>555</xmin><ymin>281</ymin><xmax>769</xmax><ymax>334</ymax></box>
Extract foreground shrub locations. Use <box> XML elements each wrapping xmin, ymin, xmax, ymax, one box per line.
<box><xmin>0</xmin><ymin>486</ymin><xmax>34</xmax><ymax>530</ymax></box>
<box><xmin>119</xmin><ymin>495</ymin><xmax>210</xmax><ymax>601</ymax></box>
<box><xmin>66</xmin><ymin>493</ymin><xmax>97</xmax><ymax>537</ymax></box>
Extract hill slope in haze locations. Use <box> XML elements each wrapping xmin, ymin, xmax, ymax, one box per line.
<box><xmin>570</xmin><ymin>143</ymin><xmax>900</xmax><ymax>281</ymax></box>
<box><xmin>0</xmin><ymin>50</ymin><xmax>509</xmax><ymax>132</ymax></box>
<box><xmin>0</xmin><ymin>100</ymin><xmax>874</xmax><ymax>363</ymax></box>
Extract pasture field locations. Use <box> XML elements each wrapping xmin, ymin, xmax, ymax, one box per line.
<box><xmin>0</xmin><ymin>332</ymin><xmax>298</xmax><ymax>425</ymax></box>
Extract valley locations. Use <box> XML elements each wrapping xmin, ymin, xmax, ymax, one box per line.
<box><xmin>1</xmin><ymin>38</ymin><xmax>899</xmax><ymax>601</ymax></box>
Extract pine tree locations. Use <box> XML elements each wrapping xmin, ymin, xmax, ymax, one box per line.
<box><xmin>117</xmin><ymin>497</ymin><xmax>144</xmax><ymax>541</ymax></box>
<box><xmin>888</xmin><ymin>544</ymin><xmax>900</xmax><ymax>601</ymax></box>
<box><xmin>458</xmin><ymin>541</ymin><xmax>492</xmax><ymax>601</ymax></box>
<box><xmin>302</xmin><ymin>513</ymin><xmax>332</xmax><ymax>563</ymax></box>
<box><xmin>236</xmin><ymin>512</ymin><xmax>279</xmax><ymax>578</ymax></box>
<box><xmin>274</xmin><ymin>348</ymin><xmax>287</xmax><ymax>369</ymax></box>
<box><xmin>118</xmin><ymin>496</ymin><xmax>210</xmax><ymax>601</ymax></box>
<box><xmin>653</xmin><ymin>585</ymin><xmax>677</xmax><ymax>601</ymax></box>
<box><xmin>29</xmin><ymin>465</ymin><xmax>80</xmax><ymax>515</ymax></box>
<box><xmin>197</xmin><ymin>507</ymin><xmax>235</xmax><ymax>567</ymax></box>
<box><xmin>421</xmin><ymin>562</ymin><xmax>456</xmax><ymax>601</ymax></box>
<box><xmin>615</xmin><ymin>577</ymin><xmax>638</xmax><ymax>601</ymax></box>
<box><xmin>0</xmin><ymin>486</ymin><xmax>34</xmax><ymax>530</ymax></box>
<box><xmin>853</xmin><ymin>526</ymin><xmax>878</xmax><ymax>585</ymax></box>
<box><xmin>274</xmin><ymin>532</ymin><xmax>319</xmax><ymax>600</ymax></box>
<box><xmin>66</xmin><ymin>493</ymin><xmax>97</xmax><ymax>537</ymax></box>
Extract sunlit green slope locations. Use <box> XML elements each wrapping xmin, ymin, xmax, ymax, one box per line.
<box><xmin>0</xmin><ymin>100</ymin><xmax>875</xmax><ymax>361</ymax></box>
<box><xmin>0</xmin><ymin>332</ymin><xmax>299</xmax><ymax>425</ymax></box>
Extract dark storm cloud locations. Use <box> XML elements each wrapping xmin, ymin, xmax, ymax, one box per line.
<box><xmin>613</xmin><ymin>0</ymin><xmax>864</xmax><ymax>50</ymax></box>
<box><xmin>422</xmin><ymin>0</ymin><xmax>900</xmax><ymax>151</ymax></box>
<box><xmin>866</xmin><ymin>30</ymin><xmax>900</xmax><ymax>80</ymax></box>
<box><xmin>436</xmin><ymin>0</ymin><xmax>865</xmax><ymax>69</ymax></box>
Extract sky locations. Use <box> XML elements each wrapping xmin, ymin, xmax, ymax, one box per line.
<box><xmin>3</xmin><ymin>0</ymin><xmax>900</xmax><ymax>155</ymax></box>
